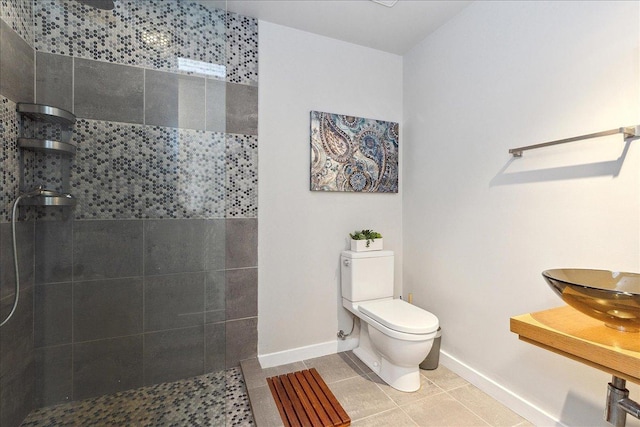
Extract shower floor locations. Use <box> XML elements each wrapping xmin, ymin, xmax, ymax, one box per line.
<box><xmin>21</xmin><ymin>368</ymin><xmax>254</xmax><ymax>427</ymax></box>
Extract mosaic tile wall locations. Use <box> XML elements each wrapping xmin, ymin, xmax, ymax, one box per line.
<box><xmin>226</xmin><ymin>12</ymin><xmax>259</xmax><ymax>86</ymax></box>
<box><xmin>24</xmin><ymin>121</ymin><xmax>258</xmax><ymax>220</ymax></box>
<box><xmin>0</xmin><ymin>97</ymin><xmax>20</xmax><ymax>222</ymax></box>
<box><xmin>226</xmin><ymin>134</ymin><xmax>258</xmax><ymax>218</ymax></box>
<box><xmin>67</xmin><ymin>121</ymin><xmax>233</xmax><ymax>219</ymax></box>
<box><xmin>0</xmin><ymin>0</ymin><xmax>33</xmax><ymax>44</ymax></box>
<box><xmin>34</xmin><ymin>0</ymin><xmax>258</xmax><ymax>86</ymax></box>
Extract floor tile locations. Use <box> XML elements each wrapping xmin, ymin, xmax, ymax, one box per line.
<box><xmin>368</xmin><ymin>372</ymin><xmax>444</xmax><ymax>406</ymax></box>
<box><xmin>329</xmin><ymin>375</ymin><xmax>396</xmax><ymax>421</ymax></box>
<box><xmin>245</xmin><ymin>385</ymin><xmax>284</xmax><ymax>427</ymax></box>
<box><xmin>420</xmin><ymin>365</ymin><xmax>469</xmax><ymax>391</ymax></box>
<box><xmin>225</xmin><ymin>368</ymin><xmax>256</xmax><ymax>426</ymax></box>
<box><xmin>303</xmin><ymin>352</ymin><xmax>364</xmax><ymax>384</ymax></box>
<box><xmin>342</xmin><ymin>350</ymin><xmax>373</xmax><ymax>375</ymax></box>
<box><xmin>449</xmin><ymin>383</ymin><xmax>528</xmax><ymax>427</ymax></box>
<box><xmin>240</xmin><ymin>358</ymin><xmax>306</xmax><ymax>391</ymax></box>
<box><xmin>21</xmin><ymin>368</ymin><xmax>253</xmax><ymax>427</ymax></box>
<box><xmin>352</xmin><ymin>407</ymin><xmax>418</xmax><ymax>426</ymax></box>
<box><xmin>239</xmin><ymin>351</ymin><xmax>532</xmax><ymax>427</ymax></box>
<box><xmin>514</xmin><ymin>421</ymin><xmax>536</xmax><ymax>427</ymax></box>
<box><xmin>402</xmin><ymin>392</ymin><xmax>490</xmax><ymax>426</ymax></box>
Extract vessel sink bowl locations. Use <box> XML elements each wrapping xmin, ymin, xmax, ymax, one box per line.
<box><xmin>542</xmin><ymin>269</ymin><xmax>640</xmax><ymax>332</ymax></box>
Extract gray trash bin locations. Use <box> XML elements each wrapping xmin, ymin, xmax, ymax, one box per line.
<box><xmin>420</xmin><ymin>327</ymin><xmax>442</xmax><ymax>370</ymax></box>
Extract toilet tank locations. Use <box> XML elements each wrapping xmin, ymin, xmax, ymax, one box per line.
<box><xmin>341</xmin><ymin>250</ymin><xmax>394</xmax><ymax>302</ymax></box>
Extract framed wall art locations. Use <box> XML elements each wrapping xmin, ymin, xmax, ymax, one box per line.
<box><xmin>310</xmin><ymin>111</ymin><xmax>398</xmax><ymax>193</ymax></box>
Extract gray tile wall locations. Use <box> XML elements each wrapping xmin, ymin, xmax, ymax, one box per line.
<box><xmin>0</xmin><ymin>2</ymin><xmax>36</xmax><ymax>425</ymax></box>
<box><xmin>0</xmin><ymin>223</ymin><xmax>35</xmax><ymax>427</ymax></box>
<box><xmin>144</xmin><ymin>70</ymin><xmax>207</xmax><ymax>130</ymax></box>
<box><xmin>0</xmin><ymin>0</ymin><xmax>259</xmax><ymax>422</ymax></box>
<box><xmin>35</xmin><ymin>52</ymin><xmax>73</xmax><ymax>112</ymax></box>
<box><xmin>0</xmin><ymin>19</ymin><xmax>34</xmax><ymax>104</ymax></box>
<box><xmin>73</xmin><ymin>58</ymin><xmax>145</xmax><ymax>124</ymax></box>
<box><xmin>33</xmin><ymin>218</ymin><xmax>258</xmax><ymax>406</ymax></box>
<box><xmin>0</xmin><ymin>286</ymin><xmax>35</xmax><ymax>426</ymax></box>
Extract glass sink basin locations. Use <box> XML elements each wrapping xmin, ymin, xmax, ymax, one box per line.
<box><xmin>542</xmin><ymin>269</ymin><xmax>640</xmax><ymax>332</ymax></box>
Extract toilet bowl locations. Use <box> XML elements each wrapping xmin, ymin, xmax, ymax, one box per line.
<box><xmin>341</xmin><ymin>250</ymin><xmax>439</xmax><ymax>392</ymax></box>
<box><xmin>344</xmin><ymin>298</ymin><xmax>438</xmax><ymax>391</ymax></box>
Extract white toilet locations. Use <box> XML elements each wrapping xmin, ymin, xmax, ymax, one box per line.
<box><xmin>341</xmin><ymin>250</ymin><xmax>439</xmax><ymax>392</ymax></box>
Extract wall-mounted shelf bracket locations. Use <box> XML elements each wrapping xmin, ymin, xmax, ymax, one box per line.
<box><xmin>509</xmin><ymin>125</ymin><xmax>640</xmax><ymax>158</ymax></box>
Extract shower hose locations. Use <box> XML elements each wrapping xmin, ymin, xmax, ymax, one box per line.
<box><xmin>0</xmin><ymin>193</ymin><xmax>29</xmax><ymax>327</ymax></box>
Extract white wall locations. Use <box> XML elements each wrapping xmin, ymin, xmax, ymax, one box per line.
<box><xmin>403</xmin><ymin>1</ymin><xmax>640</xmax><ymax>426</ymax></box>
<box><xmin>258</xmin><ymin>22</ymin><xmax>403</xmax><ymax>364</ymax></box>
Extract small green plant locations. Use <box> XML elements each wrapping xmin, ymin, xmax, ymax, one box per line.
<box><xmin>349</xmin><ymin>229</ymin><xmax>382</xmax><ymax>247</ymax></box>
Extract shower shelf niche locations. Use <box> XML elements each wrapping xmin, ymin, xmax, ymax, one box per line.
<box><xmin>16</xmin><ymin>103</ymin><xmax>77</xmax><ymax>155</ymax></box>
<box><xmin>16</xmin><ymin>103</ymin><xmax>78</xmax><ymax>207</ymax></box>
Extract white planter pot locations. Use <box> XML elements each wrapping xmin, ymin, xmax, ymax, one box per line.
<box><xmin>350</xmin><ymin>238</ymin><xmax>383</xmax><ymax>252</ymax></box>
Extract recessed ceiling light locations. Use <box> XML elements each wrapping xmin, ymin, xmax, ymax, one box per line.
<box><xmin>371</xmin><ymin>0</ymin><xmax>399</xmax><ymax>7</ymax></box>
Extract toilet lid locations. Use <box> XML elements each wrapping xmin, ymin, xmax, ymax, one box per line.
<box><xmin>358</xmin><ymin>299</ymin><xmax>439</xmax><ymax>334</ymax></box>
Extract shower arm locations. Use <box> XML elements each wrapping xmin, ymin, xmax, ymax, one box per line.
<box><xmin>509</xmin><ymin>125</ymin><xmax>640</xmax><ymax>157</ymax></box>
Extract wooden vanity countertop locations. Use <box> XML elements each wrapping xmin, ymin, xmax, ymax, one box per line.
<box><xmin>510</xmin><ymin>305</ymin><xmax>640</xmax><ymax>385</ymax></box>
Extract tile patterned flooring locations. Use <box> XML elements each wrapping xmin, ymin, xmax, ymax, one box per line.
<box><xmin>21</xmin><ymin>368</ymin><xmax>254</xmax><ymax>427</ymax></box>
<box><xmin>20</xmin><ymin>352</ymin><xmax>533</xmax><ymax>427</ymax></box>
<box><xmin>241</xmin><ymin>351</ymin><xmax>534</xmax><ymax>427</ymax></box>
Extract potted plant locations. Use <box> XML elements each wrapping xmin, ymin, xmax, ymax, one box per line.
<box><xmin>349</xmin><ymin>229</ymin><xmax>383</xmax><ymax>251</ymax></box>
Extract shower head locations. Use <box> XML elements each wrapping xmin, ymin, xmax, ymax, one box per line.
<box><xmin>76</xmin><ymin>0</ymin><xmax>115</xmax><ymax>10</ymax></box>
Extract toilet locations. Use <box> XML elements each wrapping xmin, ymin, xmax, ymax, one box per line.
<box><xmin>341</xmin><ymin>250</ymin><xmax>439</xmax><ymax>392</ymax></box>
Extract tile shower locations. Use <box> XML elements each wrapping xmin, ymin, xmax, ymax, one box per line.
<box><xmin>0</xmin><ymin>0</ymin><xmax>258</xmax><ymax>426</ymax></box>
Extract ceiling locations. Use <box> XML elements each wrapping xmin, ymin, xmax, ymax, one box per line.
<box><xmin>206</xmin><ymin>0</ymin><xmax>472</xmax><ymax>55</ymax></box>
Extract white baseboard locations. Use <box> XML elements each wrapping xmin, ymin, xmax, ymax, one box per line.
<box><xmin>258</xmin><ymin>337</ymin><xmax>358</xmax><ymax>369</ymax></box>
<box><xmin>440</xmin><ymin>350</ymin><xmax>566</xmax><ymax>427</ymax></box>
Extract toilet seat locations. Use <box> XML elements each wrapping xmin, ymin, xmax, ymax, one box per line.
<box><xmin>358</xmin><ymin>299</ymin><xmax>438</xmax><ymax>335</ymax></box>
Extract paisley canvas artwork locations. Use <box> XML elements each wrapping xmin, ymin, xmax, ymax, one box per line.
<box><xmin>310</xmin><ymin>111</ymin><xmax>399</xmax><ymax>192</ymax></box>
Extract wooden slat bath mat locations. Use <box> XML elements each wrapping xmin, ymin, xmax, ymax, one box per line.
<box><xmin>266</xmin><ymin>368</ymin><xmax>350</xmax><ymax>427</ymax></box>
